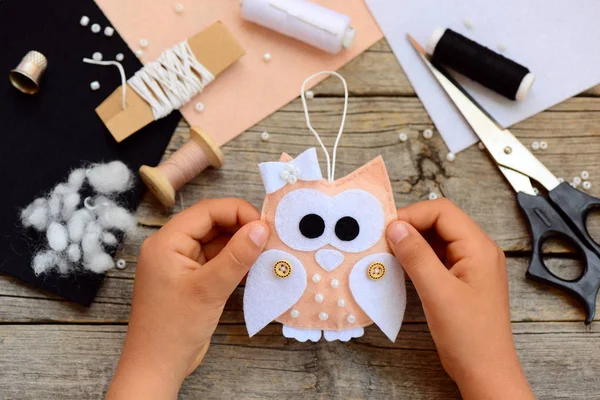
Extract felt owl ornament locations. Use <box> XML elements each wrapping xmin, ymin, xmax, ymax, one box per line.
<box><xmin>243</xmin><ymin>72</ymin><xmax>407</xmax><ymax>342</ymax></box>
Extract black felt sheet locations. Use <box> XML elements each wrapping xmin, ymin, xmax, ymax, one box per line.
<box><xmin>0</xmin><ymin>0</ymin><xmax>181</xmax><ymax>305</ymax></box>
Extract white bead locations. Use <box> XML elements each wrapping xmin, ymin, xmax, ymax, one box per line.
<box><xmin>115</xmin><ymin>53</ymin><xmax>124</xmax><ymax>62</ymax></box>
<box><xmin>261</xmin><ymin>131</ymin><xmax>270</xmax><ymax>141</ymax></box>
<box><xmin>583</xmin><ymin>181</ymin><xmax>592</xmax><ymax>190</ymax></box>
<box><xmin>464</xmin><ymin>17</ymin><xmax>473</xmax><ymax>29</ymax></box>
<box><xmin>346</xmin><ymin>314</ymin><xmax>356</xmax><ymax>323</ymax></box>
<box><xmin>558</xmin><ymin>177</ymin><xmax>565</xmax><ymax>183</ymax></box>
<box><xmin>91</xmin><ymin>23</ymin><xmax>101</xmax><ymax>33</ymax></box>
<box><xmin>337</xmin><ymin>299</ymin><xmax>345</xmax><ymax>307</ymax></box>
<box><xmin>174</xmin><ymin>3</ymin><xmax>184</xmax><ymax>13</ymax></box>
<box><xmin>446</xmin><ymin>152</ymin><xmax>456</xmax><ymax>162</ymax></box>
<box><xmin>305</xmin><ymin>90</ymin><xmax>314</xmax><ymax>99</ymax></box>
<box><xmin>398</xmin><ymin>132</ymin><xmax>408</xmax><ymax>142</ymax></box>
<box><xmin>290</xmin><ymin>309</ymin><xmax>300</xmax><ymax>318</ymax></box>
<box><xmin>423</xmin><ymin>128</ymin><xmax>433</xmax><ymax>139</ymax></box>
<box><xmin>319</xmin><ymin>312</ymin><xmax>329</xmax><ymax>321</ymax></box>
<box><xmin>540</xmin><ymin>141</ymin><xmax>548</xmax><ymax>150</ymax></box>
<box><xmin>312</xmin><ymin>273</ymin><xmax>321</xmax><ymax>283</ymax></box>
<box><xmin>104</xmin><ymin>26</ymin><xmax>115</xmax><ymax>37</ymax></box>
<box><xmin>263</xmin><ymin>53</ymin><xmax>272</xmax><ymax>62</ymax></box>
<box><xmin>80</xmin><ymin>16</ymin><xmax>90</xmax><ymax>27</ymax></box>
<box><xmin>135</xmin><ymin>49</ymin><xmax>144</xmax><ymax>57</ymax></box>
<box><xmin>428</xmin><ymin>192</ymin><xmax>438</xmax><ymax>201</ymax></box>
<box><xmin>280</xmin><ymin>170</ymin><xmax>290</xmax><ymax>180</ymax></box>
<box><xmin>478</xmin><ymin>142</ymin><xmax>485</xmax><ymax>150</ymax></box>
<box><xmin>288</xmin><ymin>175</ymin><xmax>298</xmax><ymax>184</ymax></box>
<box><xmin>497</xmin><ymin>43</ymin><xmax>507</xmax><ymax>52</ymax></box>
<box><xmin>532</xmin><ymin>187</ymin><xmax>539</xmax><ymax>195</ymax></box>
<box><xmin>90</xmin><ymin>81</ymin><xmax>100</xmax><ymax>91</ymax></box>
<box><xmin>581</xmin><ymin>171</ymin><xmax>590</xmax><ymax>180</ymax></box>
<box><xmin>531</xmin><ymin>141</ymin><xmax>540</xmax><ymax>151</ymax></box>
<box><xmin>92</xmin><ymin>52</ymin><xmax>103</xmax><ymax>61</ymax></box>
<box><xmin>139</xmin><ymin>39</ymin><xmax>149</xmax><ymax>48</ymax></box>
<box><xmin>116</xmin><ymin>259</ymin><xmax>127</xmax><ymax>269</ymax></box>
<box><xmin>570</xmin><ymin>183</ymin><xmax>578</xmax><ymax>188</ymax></box>
<box><xmin>330</xmin><ymin>279</ymin><xmax>340</xmax><ymax>288</ymax></box>
<box><xmin>573</xmin><ymin>176</ymin><xmax>582</xmax><ymax>185</ymax></box>
<box><xmin>195</xmin><ymin>102</ymin><xmax>205</xmax><ymax>112</ymax></box>
<box><xmin>315</xmin><ymin>293</ymin><xmax>324</xmax><ymax>303</ymax></box>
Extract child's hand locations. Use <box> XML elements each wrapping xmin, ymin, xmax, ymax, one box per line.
<box><xmin>386</xmin><ymin>199</ymin><xmax>534</xmax><ymax>400</ymax></box>
<box><xmin>107</xmin><ymin>199</ymin><xmax>268</xmax><ymax>400</ymax></box>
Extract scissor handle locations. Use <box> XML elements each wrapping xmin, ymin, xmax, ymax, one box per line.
<box><xmin>548</xmin><ymin>182</ymin><xmax>600</xmax><ymax>255</ymax></box>
<box><xmin>517</xmin><ymin>191</ymin><xmax>600</xmax><ymax>324</ymax></box>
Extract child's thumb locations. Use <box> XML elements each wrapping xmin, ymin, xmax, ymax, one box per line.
<box><xmin>386</xmin><ymin>221</ymin><xmax>451</xmax><ymax>296</ymax></box>
<box><xmin>206</xmin><ymin>221</ymin><xmax>269</xmax><ymax>296</ymax></box>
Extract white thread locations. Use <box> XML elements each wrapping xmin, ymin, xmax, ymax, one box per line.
<box><xmin>83</xmin><ymin>58</ymin><xmax>127</xmax><ymax>110</ymax></box>
<box><xmin>300</xmin><ymin>71</ymin><xmax>348</xmax><ymax>182</ymax></box>
<box><xmin>128</xmin><ymin>41</ymin><xmax>214</xmax><ymax>120</ymax></box>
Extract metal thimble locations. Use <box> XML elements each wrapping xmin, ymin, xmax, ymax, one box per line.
<box><xmin>9</xmin><ymin>51</ymin><xmax>48</xmax><ymax>94</ymax></box>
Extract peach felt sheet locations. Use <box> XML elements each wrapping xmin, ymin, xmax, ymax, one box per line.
<box><xmin>94</xmin><ymin>0</ymin><xmax>383</xmax><ymax>146</ymax></box>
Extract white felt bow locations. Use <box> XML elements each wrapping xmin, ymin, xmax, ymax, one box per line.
<box><xmin>258</xmin><ymin>148</ymin><xmax>323</xmax><ymax>194</ymax></box>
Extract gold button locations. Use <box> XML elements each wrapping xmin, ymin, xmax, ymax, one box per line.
<box><xmin>367</xmin><ymin>262</ymin><xmax>386</xmax><ymax>280</ymax></box>
<box><xmin>274</xmin><ymin>260</ymin><xmax>292</xmax><ymax>278</ymax></box>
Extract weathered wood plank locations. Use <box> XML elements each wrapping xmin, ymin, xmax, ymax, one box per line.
<box><xmin>0</xmin><ymin>322</ymin><xmax>598</xmax><ymax>399</ymax></box>
<box><xmin>1</xmin><ymin>257</ymin><xmax>596</xmax><ymax>324</ymax></box>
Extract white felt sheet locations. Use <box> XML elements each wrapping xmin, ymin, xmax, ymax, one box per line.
<box><xmin>365</xmin><ymin>0</ymin><xmax>600</xmax><ymax>153</ymax></box>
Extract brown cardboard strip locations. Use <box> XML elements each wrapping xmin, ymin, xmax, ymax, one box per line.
<box><xmin>96</xmin><ymin>21</ymin><xmax>245</xmax><ymax>142</ymax></box>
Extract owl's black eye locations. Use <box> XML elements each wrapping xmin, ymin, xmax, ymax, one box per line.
<box><xmin>335</xmin><ymin>216</ymin><xmax>360</xmax><ymax>241</ymax></box>
<box><xmin>299</xmin><ymin>214</ymin><xmax>325</xmax><ymax>239</ymax></box>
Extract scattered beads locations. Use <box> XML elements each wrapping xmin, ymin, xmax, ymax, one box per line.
<box><xmin>539</xmin><ymin>141</ymin><xmax>548</xmax><ymax>150</ymax></box>
<box><xmin>261</xmin><ymin>131</ymin><xmax>270</xmax><ymax>141</ymax></box>
<box><xmin>312</xmin><ymin>273</ymin><xmax>321</xmax><ymax>283</ymax></box>
<box><xmin>135</xmin><ymin>49</ymin><xmax>144</xmax><ymax>58</ymax></box>
<box><xmin>116</xmin><ymin>259</ymin><xmax>127</xmax><ymax>269</ymax></box>
<box><xmin>331</xmin><ymin>279</ymin><xmax>340</xmax><ymax>289</ymax></box>
<box><xmin>463</xmin><ymin>17</ymin><xmax>473</xmax><ymax>29</ymax></box>
<box><xmin>531</xmin><ymin>141</ymin><xmax>540</xmax><ymax>151</ymax></box>
<box><xmin>319</xmin><ymin>312</ymin><xmax>329</xmax><ymax>321</ymax></box>
<box><xmin>104</xmin><ymin>26</ymin><xmax>115</xmax><ymax>37</ymax></box>
<box><xmin>90</xmin><ymin>81</ymin><xmax>100</xmax><ymax>91</ymax></box>
<box><xmin>290</xmin><ymin>309</ymin><xmax>300</xmax><ymax>318</ymax></box>
<box><xmin>573</xmin><ymin>176</ymin><xmax>582</xmax><ymax>185</ymax></box>
<box><xmin>115</xmin><ymin>53</ymin><xmax>124</xmax><ymax>62</ymax></box>
<box><xmin>80</xmin><ymin>16</ymin><xmax>90</xmax><ymax>27</ymax></box>
<box><xmin>532</xmin><ymin>187</ymin><xmax>539</xmax><ymax>195</ymax></box>
<box><xmin>478</xmin><ymin>142</ymin><xmax>485</xmax><ymax>150</ymax></box>
<box><xmin>337</xmin><ymin>299</ymin><xmax>345</xmax><ymax>307</ymax></box>
<box><xmin>315</xmin><ymin>293</ymin><xmax>324</xmax><ymax>303</ymax></box>
<box><xmin>139</xmin><ymin>38</ymin><xmax>149</xmax><ymax>48</ymax></box>
<box><xmin>446</xmin><ymin>152</ymin><xmax>456</xmax><ymax>162</ymax></box>
<box><xmin>346</xmin><ymin>314</ymin><xmax>356</xmax><ymax>323</ymax></box>
<box><xmin>174</xmin><ymin>3</ymin><xmax>184</xmax><ymax>13</ymax></box>
<box><xmin>422</xmin><ymin>128</ymin><xmax>433</xmax><ymax>139</ymax></box>
<box><xmin>581</xmin><ymin>170</ymin><xmax>590</xmax><ymax>180</ymax></box>
<box><xmin>583</xmin><ymin>181</ymin><xmax>592</xmax><ymax>191</ymax></box>
<box><xmin>305</xmin><ymin>90</ymin><xmax>314</xmax><ymax>99</ymax></box>
<box><xmin>398</xmin><ymin>132</ymin><xmax>408</xmax><ymax>142</ymax></box>
<box><xmin>263</xmin><ymin>53</ymin><xmax>272</xmax><ymax>62</ymax></box>
<box><xmin>195</xmin><ymin>102</ymin><xmax>205</xmax><ymax>113</ymax></box>
<box><xmin>428</xmin><ymin>192</ymin><xmax>438</xmax><ymax>201</ymax></box>
<box><xmin>92</xmin><ymin>52</ymin><xmax>103</xmax><ymax>62</ymax></box>
<box><xmin>497</xmin><ymin>43</ymin><xmax>507</xmax><ymax>52</ymax></box>
<box><xmin>557</xmin><ymin>177</ymin><xmax>565</xmax><ymax>183</ymax></box>
<box><xmin>91</xmin><ymin>23</ymin><xmax>101</xmax><ymax>33</ymax></box>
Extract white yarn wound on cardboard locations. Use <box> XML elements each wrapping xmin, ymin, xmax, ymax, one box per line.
<box><xmin>21</xmin><ymin>161</ymin><xmax>137</xmax><ymax>276</ymax></box>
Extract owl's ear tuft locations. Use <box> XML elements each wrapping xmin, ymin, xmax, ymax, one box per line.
<box><xmin>279</xmin><ymin>153</ymin><xmax>293</xmax><ymax>162</ymax></box>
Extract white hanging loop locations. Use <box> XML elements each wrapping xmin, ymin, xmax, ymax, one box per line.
<box><xmin>300</xmin><ymin>71</ymin><xmax>348</xmax><ymax>182</ymax></box>
<box><xmin>83</xmin><ymin>58</ymin><xmax>127</xmax><ymax>110</ymax></box>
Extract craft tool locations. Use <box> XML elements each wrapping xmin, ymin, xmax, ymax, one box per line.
<box><xmin>139</xmin><ymin>127</ymin><xmax>224</xmax><ymax>208</ymax></box>
<box><xmin>409</xmin><ymin>34</ymin><xmax>600</xmax><ymax>324</ymax></box>
<box><xmin>9</xmin><ymin>51</ymin><xmax>48</xmax><ymax>94</ymax></box>
<box><xmin>240</xmin><ymin>0</ymin><xmax>356</xmax><ymax>54</ymax></box>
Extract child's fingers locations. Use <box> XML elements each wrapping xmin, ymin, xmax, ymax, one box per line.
<box><xmin>387</xmin><ymin>221</ymin><xmax>453</xmax><ymax>297</ymax></box>
<box><xmin>200</xmin><ymin>222</ymin><xmax>269</xmax><ymax>297</ymax></box>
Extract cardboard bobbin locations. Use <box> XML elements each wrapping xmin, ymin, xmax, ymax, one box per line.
<box><xmin>139</xmin><ymin>127</ymin><xmax>223</xmax><ymax>207</ymax></box>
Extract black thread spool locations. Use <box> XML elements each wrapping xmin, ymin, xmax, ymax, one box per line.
<box><xmin>426</xmin><ymin>28</ymin><xmax>535</xmax><ymax>101</ymax></box>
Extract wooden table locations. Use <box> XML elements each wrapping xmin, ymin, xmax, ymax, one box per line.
<box><xmin>2</xmin><ymin>40</ymin><xmax>600</xmax><ymax>399</ymax></box>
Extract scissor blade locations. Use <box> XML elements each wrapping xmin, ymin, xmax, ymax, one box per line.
<box><xmin>499</xmin><ymin>166</ymin><xmax>536</xmax><ymax>196</ymax></box>
<box><xmin>407</xmin><ymin>35</ymin><xmax>560</xmax><ymax>192</ymax></box>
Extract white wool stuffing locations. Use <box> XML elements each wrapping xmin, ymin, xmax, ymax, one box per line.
<box><xmin>21</xmin><ymin>160</ymin><xmax>137</xmax><ymax>276</ymax></box>
<box><xmin>87</xmin><ymin>161</ymin><xmax>132</xmax><ymax>194</ymax></box>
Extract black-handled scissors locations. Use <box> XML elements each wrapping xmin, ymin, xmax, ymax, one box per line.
<box><xmin>408</xmin><ymin>35</ymin><xmax>600</xmax><ymax>324</ymax></box>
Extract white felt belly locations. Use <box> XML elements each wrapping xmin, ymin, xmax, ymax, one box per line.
<box><xmin>244</xmin><ymin>249</ymin><xmax>307</xmax><ymax>337</ymax></box>
<box><xmin>349</xmin><ymin>252</ymin><xmax>406</xmax><ymax>342</ymax></box>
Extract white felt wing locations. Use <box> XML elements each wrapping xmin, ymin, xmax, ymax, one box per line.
<box><xmin>243</xmin><ymin>249</ymin><xmax>307</xmax><ymax>337</ymax></box>
<box><xmin>349</xmin><ymin>253</ymin><xmax>406</xmax><ymax>342</ymax></box>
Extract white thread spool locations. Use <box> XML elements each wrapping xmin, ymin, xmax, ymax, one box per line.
<box><xmin>240</xmin><ymin>0</ymin><xmax>356</xmax><ymax>54</ymax></box>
